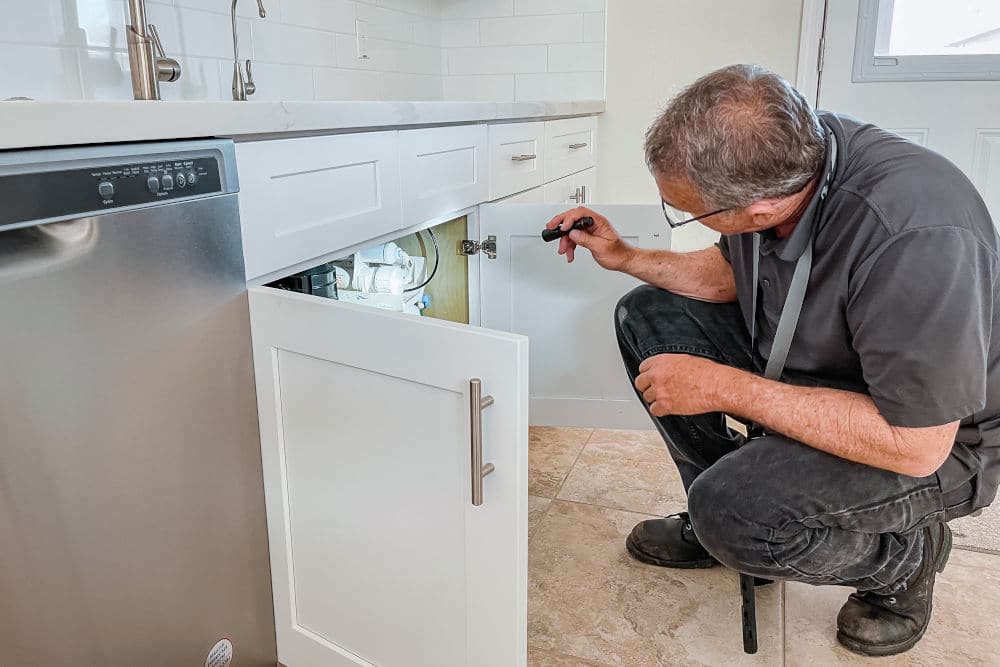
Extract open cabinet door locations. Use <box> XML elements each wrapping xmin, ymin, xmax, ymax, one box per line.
<box><xmin>479</xmin><ymin>203</ymin><xmax>667</xmax><ymax>428</ymax></box>
<box><xmin>249</xmin><ymin>287</ymin><xmax>528</xmax><ymax>667</ymax></box>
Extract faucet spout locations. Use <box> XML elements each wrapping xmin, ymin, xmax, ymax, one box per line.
<box><xmin>126</xmin><ymin>0</ymin><xmax>181</xmax><ymax>100</ymax></box>
<box><xmin>232</xmin><ymin>0</ymin><xmax>266</xmax><ymax>100</ymax></box>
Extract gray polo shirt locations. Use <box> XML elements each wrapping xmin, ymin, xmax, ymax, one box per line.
<box><xmin>718</xmin><ymin>112</ymin><xmax>1000</xmax><ymax>506</ymax></box>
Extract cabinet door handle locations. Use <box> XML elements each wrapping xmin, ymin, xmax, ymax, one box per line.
<box><xmin>568</xmin><ymin>142</ymin><xmax>589</xmax><ymax>150</ymax></box>
<box><xmin>578</xmin><ymin>184</ymin><xmax>587</xmax><ymax>204</ymax></box>
<box><xmin>511</xmin><ymin>154</ymin><xmax>537</xmax><ymax>162</ymax></box>
<box><xmin>470</xmin><ymin>378</ymin><xmax>496</xmax><ymax>507</ymax></box>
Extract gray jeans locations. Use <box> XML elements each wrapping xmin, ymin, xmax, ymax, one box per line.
<box><xmin>614</xmin><ymin>285</ymin><xmax>979</xmax><ymax>593</ymax></box>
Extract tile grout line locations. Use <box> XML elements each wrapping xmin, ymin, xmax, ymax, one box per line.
<box><xmin>552</xmin><ymin>428</ymin><xmax>595</xmax><ymax>501</ymax></box>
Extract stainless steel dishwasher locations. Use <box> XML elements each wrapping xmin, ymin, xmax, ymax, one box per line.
<box><xmin>0</xmin><ymin>141</ymin><xmax>277</xmax><ymax>667</ymax></box>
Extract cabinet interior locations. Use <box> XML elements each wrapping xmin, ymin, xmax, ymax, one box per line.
<box><xmin>266</xmin><ymin>215</ymin><xmax>471</xmax><ymax>325</ymax></box>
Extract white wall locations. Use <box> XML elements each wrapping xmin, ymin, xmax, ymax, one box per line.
<box><xmin>0</xmin><ymin>0</ymin><xmax>606</xmax><ymax>103</ymax></box>
<box><xmin>440</xmin><ymin>0</ymin><xmax>605</xmax><ymax>102</ymax></box>
<box><xmin>597</xmin><ymin>0</ymin><xmax>804</xmax><ymax>251</ymax></box>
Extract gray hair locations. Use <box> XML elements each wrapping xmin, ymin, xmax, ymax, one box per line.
<box><xmin>644</xmin><ymin>64</ymin><xmax>826</xmax><ymax>210</ymax></box>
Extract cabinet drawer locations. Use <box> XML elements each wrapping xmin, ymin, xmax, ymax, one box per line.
<box><xmin>543</xmin><ymin>116</ymin><xmax>597</xmax><ymax>182</ymax></box>
<box><xmin>399</xmin><ymin>124</ymin><xmax>488</xmax><ymax>225</ymax></box>
<box><xmin>542</xmin><ymin>167</ymin><xmax>597</xmax><ymax>205</ymax></box>
<box><xmin>236</xmin><ymin>131</ymin><xmax>401</xmax><ymax>280</ymax></box>
<box><xmin>488</xmin><ymin>121</ymin><xmax>545</xmax><ymax>200</ymax></box>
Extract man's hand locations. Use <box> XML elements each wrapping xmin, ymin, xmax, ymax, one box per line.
<box><xmin>634</xmin><ymin>354</ymin><xmax>730</xmax><ymax>417</ymax></box>
<box><xmin>545</xmin><ymin>207</ymin><xmax>635</xmax><ymax>271</ymax></box>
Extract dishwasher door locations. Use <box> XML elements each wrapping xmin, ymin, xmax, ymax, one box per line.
<box><xmin>0</xmin><ymin>194</ymin><xmax>276</xmax><ymax>666</ymax></box>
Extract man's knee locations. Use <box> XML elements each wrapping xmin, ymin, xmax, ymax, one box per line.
<box><xmin>686</xmin><ymin>459</ymin><xmax>752</xmax><ymax>571</ymax></box>
<box><xmin>687</xmin><ymin>438</ymin><xmax>795</xmax><ymax>572</ymax></box>
<box><xmin>614</xmin><ymin>285</ymin><xmax>695</xmax><ymax>350</ymax></box>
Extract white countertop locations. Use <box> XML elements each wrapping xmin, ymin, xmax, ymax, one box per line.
<box><xmin>0</xmin><ymin>99</ymin><xmax>605</xmax><ymax>150</ymax></box>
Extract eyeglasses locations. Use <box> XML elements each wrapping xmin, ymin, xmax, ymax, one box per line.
<box><xmin>661</xmin><ymin>200</ymin><xmax>731</xmax><ymax>229</ymax></box>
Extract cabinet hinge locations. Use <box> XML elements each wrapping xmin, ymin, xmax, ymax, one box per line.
<box><xmin>459</xmin><ymin>235</ymin><xmax>497</xmax><ymax>259</ymax></box>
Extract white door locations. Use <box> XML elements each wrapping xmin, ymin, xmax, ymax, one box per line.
<box><xmin>249</xmin><ymin>287</ymin><xmax>528</xmax><ymax>667</ymax></box>
<box><xmin>479</xmin><ymin>203</ymin><xmax>668</xmax><ymax>429</ymax></box>
<box><xmin>817</xmin><ymin>0</ymin><xmax>1000</xmax><ymax>219</ymax></box>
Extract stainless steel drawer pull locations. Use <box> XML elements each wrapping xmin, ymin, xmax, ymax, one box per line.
<box><xmin>511</xmin><ymin>154</ymin><xmax>537</xmax><ymax>162</ymax></box>
<box><xmin>470</xmin><ymin>378</ymin><xmax>496</xmax><ymax>507</ymax></box>
<box><xmin>568</xmin><ymin>142</ymin><xmax>589</xmax><ymax>149</ymax></box>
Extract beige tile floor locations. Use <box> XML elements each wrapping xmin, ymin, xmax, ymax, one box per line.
<box><xmin>527</xmin><ymin>427</ymin><xmax>1000</xmax><ymax>666</ymax></box>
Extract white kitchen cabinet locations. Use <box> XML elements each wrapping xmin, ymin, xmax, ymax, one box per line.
<box><xmin>250</xmin><ymin>287</ymin><xmax>528</xmax><ymax>667</ymax></box>
<box><xmin>542</xmin><ymin>167</ymin><xmax>597</xmax><ymax>205</ymax></box>
<box><xmin>237</xmin><ymin>131</ymin><xmax>402</xmax><ymax>280</ymax></box>
<box><xmin>488</xmin><ymin>121</ymin><xmax>545</xmax><ymax>200</ymax></box>
<box><xmin>479</xmin><ymin>203</ymin><xmax>666</xmax><ymax>428</ymax></box>
<box><xmin>399</xmin><ymin>124</ymin><xmax>488</xmax><ymax>225</ymax></box>
<box><xmin>238</xmin><ymin>116</ymin><xmax>665</xmax><ymax>667</ymax></box>
<box><xmin>543</xmin><ymin>116</ymin><xmax>597</xmax><ymax>183</ymax></box>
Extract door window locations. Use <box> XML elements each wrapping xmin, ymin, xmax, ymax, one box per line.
<box><xmin>853</xmin><ymin>0</ymin><xmax>1000</xmax><ymax>81</ymax></box>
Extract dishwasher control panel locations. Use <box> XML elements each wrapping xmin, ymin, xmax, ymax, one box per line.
<box><xmin>0</xmin><ymin>150</ymin><xmax>226</xmax><ymax>230</ymax></box>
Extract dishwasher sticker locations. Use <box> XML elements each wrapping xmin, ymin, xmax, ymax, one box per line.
<box><xmin>205</xmin><ymin>638</ymin><xmax>233</xmax><ymax>667</ymax></box>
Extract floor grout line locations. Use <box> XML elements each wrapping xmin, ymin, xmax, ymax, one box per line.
<box><xmin>550</xmin><ymin>427</ymin><xmax>595</xmax><ymax>501</ymax></box>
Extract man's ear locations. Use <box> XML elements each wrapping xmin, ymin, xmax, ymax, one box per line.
<box><xmin>743</xmin><ymin>199</ymin><xmax>780</xmax><ymax>222</ymax></box>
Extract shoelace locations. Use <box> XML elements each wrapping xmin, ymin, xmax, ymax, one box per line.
<box><xmin>664</xmin><ymin>511</ymin><xmax>693</xmax><ymax>532</ymax></box>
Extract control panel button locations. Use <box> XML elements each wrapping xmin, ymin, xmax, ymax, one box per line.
<box><xmin>147</xmin><ymin>175</ymin><xmax>160</xmax><ymax>194</ymax></box>
<box><xmin>98</xmin><ymin>181</ymin><xmax>115</xmax><ymax>199</ymax></box>
<box><xmin>176</xmin><ymin>172</ymin><xmax>187</xmax><ymax>188</ymax></box>
<box><xmin>187</xmin><ymin>171</ymin><xmax>198</xmax><ymax>186</ymax></box>
<box><xmin>161</xmin><ymin>174</ymin><xmax>174</xmax><ymax>190</ymax></box>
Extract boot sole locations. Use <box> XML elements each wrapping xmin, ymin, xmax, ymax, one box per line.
<box><xmin>837</xmin><ymin>525</ymin><xmax>952</xmax><ymax>657</ymax></box>
<box><xmin>625</xmin><ymin>533</ymin><xmax>718</xmax><ymax>569</ymax></box>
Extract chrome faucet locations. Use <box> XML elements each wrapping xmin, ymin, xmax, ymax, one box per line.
<box><xmin>126</xmin><ymin>0</ymin><xmax>181</xmax><ymax>100</ymax></box>
<box><xmin>233</xmin><ymin>0</ymin><xmax>267</xmax><ymax>100</ymax></box>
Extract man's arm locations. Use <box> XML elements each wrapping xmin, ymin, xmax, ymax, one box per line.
<box><xmin>546</xmin><ymin>207</ymin><xmax>737</xmax><ymax>303</ymax></box>
<box><xmin>624</xmin><ymin>246</ymin><xmax>737</xmax><ymax>304</ymax></box>
<box><xmin>635</xmin><ymin>355</ymin><xmax>958</xmax><ymax>478</ymax></box>
<box><xmin>715</xmin><ymin>367</ymin><xmax>958</xmax><ymax>478</ymax></box>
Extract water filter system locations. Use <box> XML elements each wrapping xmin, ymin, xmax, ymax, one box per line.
<box><xmin>337</xmin><ymin>241</ymin><xmax>430</xmax><ymax>314</ymax></box>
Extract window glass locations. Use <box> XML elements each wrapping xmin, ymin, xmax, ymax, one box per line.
<box><xmin>875</xmin><ymin>0</ymin><xmax>1000</xmax><ymax>56</ymax></box>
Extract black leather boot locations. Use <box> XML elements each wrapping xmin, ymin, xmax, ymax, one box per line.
<box><xmin>625</xmin><ymin>512</ymin><xmax>719</xmax><ymax>569</ymax></box>
<box><xmin>837</xmin><ymin>522</ymin><xmax>952</xmax><ymax>657</ymax></box>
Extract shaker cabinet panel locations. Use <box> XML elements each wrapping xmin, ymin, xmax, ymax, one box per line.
<box><xmin>249</xmin><ymin>287</ymin><xmax>528</xmax><ymax>667</ymax></box>
<box><xmin>399</xmin><ymin>124</ymin><xmax>489</xmax><ymax>226</ymax></box>
<box><xmin>237</xmin><ymin>132</ymin><xmax>402</xmax><ymax>280</ymax></box>
<box><xmin>543</xmin><ymin>116</ymin><xmax>597</xmax><ymax>183</ymax></box>
<box><xmin>488</xmin><ymin>121</ymin><xmax>545</xmax><ymax>201</ymax></box>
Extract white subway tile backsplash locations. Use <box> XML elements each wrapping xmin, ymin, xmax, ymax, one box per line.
<box><xmin>357</xmin><ymin>5</ymin><xmax>416</xmax><ymax>43</ymax></box>
<box><xmin>0</xmin><ymin>1</ymin><xmax>78</xmax><ymax>46</ymax></box>
<box><xmin>515</xmin><ymin>70</ymin><xmax>602</xmax><ymax>101</ymax></box>
<box><xmin>514</xmin><ymin>0</ymin><xmax>603</xmax><ymax>15</ymax></box>
<box><xmin>78</xmin><ymin>50</ymin><xmax>133</xmax><ymax>100</ymax></box>
<box><xmin>0</xmin><ymin>44</ymin><xmax>82</xmax><ymax>100</ymax></box>
<box><xmin>383</xmin><ymin>72</ymin><xmax>443</xmax><ymax>100</ymax></box>
<box><xmin>443</xmin><ymin>74</ymin><xmax>514</xmax><ymax>101</ymax></box>
<box><xmin>412</xmin><ymin>19</ymin><xmax>443</xmax><ymax>46</ymax></box>
<box><xmin>478</xmin><ymin>14</ymin><xmax>582</xmax><ymax>46</ymax></box>
<box><xmin>254</xmin><ymin>21</ymin><xmax>336</xmax><ymax>66</ymax></box>
<box><xmin>582</xmin><ymin>12</ymin><xmax>604</xmax><ymax>42</ymax></box>
<box><xmin>280</xmin><ymin>0</ymin><xmax>358</xmax><ymax>33</ymax></box>
<box><xmin>547</xmin><ymin>43</ymin><xmax>603</xmax><ymax>72</ymax></box>
<box><xmin>447</xmin><ymin>45</ymin><xmax>546</xmax><ymax>74</ymax></box>
<box><xmin>243</xmin><ymin>61</ymin><xmax>315</xmax><ymax>100</ymax></box>
<box><xmin>439</xmin><ymin>0</ymin><xmax>514</xmax><ymax>20</ymax></box>
<box><xmin>0</xmin><ymin>0</ymin><xmax>604</xmax><ymax>102</ymax></box>
<box><xmin>441</xmin><ymin>20</ymin><xmax>479</xmax><ymax>47</ymax></box>
<box><xmin>314</xmin><ymin>67</ymin><xmax>383</xmax><ymax>99</ymax></box>
<box><xmin>334</xmin><ymin>33</ymin><xmax>398</xmax><ymax>70</ymax></box>
<box><xmin>145</xmin><ymin>4</ymin><xmax>252</xmax><ymax>60</ymax></box>
<box><xmin>159</xmin><ymin>56</ymin><xmax>226</xmax><ymax>101</ymax></box>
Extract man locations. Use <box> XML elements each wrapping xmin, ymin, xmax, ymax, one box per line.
<box><xmin>546</xmin><ymin>64</ymin><xmax>999</xmax><ymax>656</ymax></box>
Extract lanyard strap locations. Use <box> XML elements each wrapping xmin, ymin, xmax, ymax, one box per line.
<box><xmin>750</xmin><ymin>131</ymin><xmax>837</xmax><ymax>382</ymax></box>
